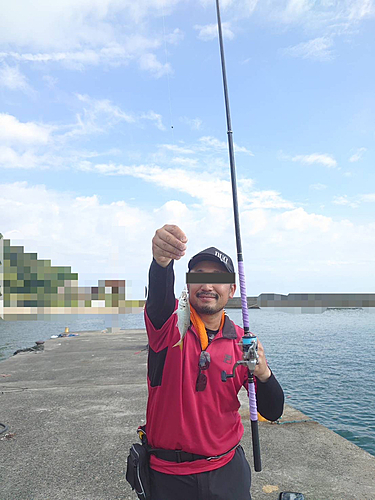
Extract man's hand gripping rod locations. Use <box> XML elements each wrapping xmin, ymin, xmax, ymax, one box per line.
<box><xmin>221</xmin><ymin>336</ymin><xmax>262</xmax><ymax>472</ymax></box>
<box><xmin>221</xmin><ymin>336</ymin><xmax>258</xmax><ymax>382</ymax></box>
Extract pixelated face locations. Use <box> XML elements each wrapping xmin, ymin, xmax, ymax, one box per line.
<box><xmin>188</xmin><ymin>260</ymin><xmax>236</xmax><ymax>316</ymax></box>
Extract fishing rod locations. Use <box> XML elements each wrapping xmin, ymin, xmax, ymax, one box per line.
<box><xmin>215</xmin><ymin>0</ymin><xmax>262</xmax><ymax>472</ymax></box>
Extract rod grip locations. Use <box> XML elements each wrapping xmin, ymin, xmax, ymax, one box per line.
<box><xmin>237</xmin><ymin>260</ymin><xmax>250</xmax><ymax>329</ymax></box>
<box><xmin>251</xmin><ymin>419</ymin><xmax>262</xmax><ymax>472</ymax></box>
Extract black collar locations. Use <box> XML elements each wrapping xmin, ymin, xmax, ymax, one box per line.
<box><xmin>221</xmin><ymin>315</ymin><xmax>237</xmax><ymax>339</ymax></box>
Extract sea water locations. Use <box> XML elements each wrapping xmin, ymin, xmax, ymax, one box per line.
<box><xmin>0</xmin><ymin>308</ymin><xmax>374</xmax><ymax>457</ymax></box>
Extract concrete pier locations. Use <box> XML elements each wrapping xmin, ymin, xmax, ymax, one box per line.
<box><xmin>1</xmin><ymin>330</ymin><xmax>374</xmax><ymax>500</ymax></box>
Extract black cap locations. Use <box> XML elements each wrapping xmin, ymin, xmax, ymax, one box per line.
<box><xmin>188</xmin><ymin>247</ymin><xmax>235</xmax><ymax>274</ymax></box>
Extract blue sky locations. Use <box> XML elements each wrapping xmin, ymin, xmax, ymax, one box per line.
<box><xmin>1</xmin><ymin>0</ymin><xmax>374</xmax><ymax>298</ymax></box>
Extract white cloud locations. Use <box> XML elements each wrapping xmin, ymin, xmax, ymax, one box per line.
<box><xmin>247</xmin><ymin>190</ymin><xmax>295</xmax><ymax>210</ymax></box>
<box><xmin>292</xmin><ymin>153</ymin><xmax>337</xmax><ymax>168</ymax></box>
<box><xmin>180</xmin><ymin>116</ymin><xmax>203</xmax><ymax>131</ymax></box>
<box><xmin>238</xmin><ymin>178</ymin><xmax>254</xmax><ymax>191</ymax></box>
<box><xmin>276</xmin><ymin>0</ymin><xmax>318</xmax><ymax>24</ymax></box>
<box><xmin>0</xmin><ymin>1</ymin><xmax>181</xmax><ymax>50</ymax></box>
<box><xmin>0</xmin><ymin>1</ymin><xmax>373</xmax><ymax>63</ymax></box>
<box><xmin>81</xmin><ymin>162</ymin><xmax>235</xmax><ymax>208</ymax></box>
<box><xmin>198</xmin><ymin>136</ymin><xmax>227</xmax><ymax>151</ymax></box>
<box><xmin>3</xmin><ymin>181</ymin><xmax>375</xmax><ymax>295</ymax></box>
<box><xmin>333</xmin><ymin>195</ymin><xmax>349</xmax><ymax>205</ymax></box>
<box><xmin>65</xmin><ymin>95</ymin><xmax>165</xmax><ymax>138</ymax></box>
<box><xmin>278</xmin><ymin>207</ymin><xmax>332</xmax><ymax>232</ymax></box>
<box><xmin>198</xmin><ymin>136</ymin><xmax>254</xmax><ymax>155</ymax></box>
<box><xmin>332</xmin><ymin>195</ymin><xmax>358</xmax><ymax>208</ymax></box>
<box><xmin>77</xmin><ymin>161</ymin><xmax>294</xmax><ymax>212</ymax></box>
<box><xmin>159</xmin><ymin>144</ymin><xmax>195</xmax><ymax>154</ymax></box>
<box><xmin>64</xmin><ymin>95</ymin><xmax>134</xmax><ymax>139</ymax></box>
<box><xmin>198</xmin><ymin>0</ymin><xmax>375</xmax><ymax>29</ymax></box>
<box><xmin>0</xmin><ymin>114</ymin><xmax>52</xmax><ymax>145</ymax></box>
<box><xmin>141</xmin><ymin>111</ymin><xmax>166</xmax><ymax>131</ymax></box>
<box><xmin>349</xmin><ymin>147</ymin><xmax>367</xmax><ymax>162</ymax></box>
<box><xmin>332</xmin><ymin>193</ymin><xmax>375</xmax><ymax>207</ymax></box>
<box><xmin>194</xmin><ymin>22</ymin><xmax>235</xmax><ymax>42</ymax></box>
<box><xmin>154</xmin><ymin>199</ymin><xmax>190</xmax><ymax>219</ymax></box>
<box><xmin>77</xmin><ymin>94</ymin><xmax>119</xmax><ymax>119</ymax></box>
<box><xmin>360</xmin><ymin>193</ymin><xmax>375</xmax><ymax>202</ymax></box>
<box><xmin>310</xmin><ymin>183</ymin><xmax>327</xmax><ymax>190</ymax></box>
<box><xmin>0</xmin><ymin>97</ymin><xmax>168</xmax><ymax>170</ymax></box>
<box><xmin>170</xmin><ymin>157</ymin><xmax>199</xmax><ymax>166</ymax></box>
<box><xmin>0</xmin><ymin>64</ymin><xmax>32</xmax><ymax>92</ymax></box>
<box><xmin>252</xmin><ymin>0</ymin><xmax>375</xmax><ymax>72</ymax></box>
<box><xmin>266</xmin><ymin>0</ymin><xmax>375</xmax><ymax>27</ymax></box>
<box><xmin>76</xmin><ymin>94</ymin><xmax>133</xmax><ymax>122</ymax></box>
<box><xmin>0</xmin><ymin>146</ymin><xmax>48</xmax><ymax>169</ymax></box>
<box><xmin>138</xmin><ymin>53</ymin><xmax>172</xmax><ymax>78</ymax></box>
<box><xmin>42</xmin><ymin>74</ymin><xmax>58</xmax><ymax>88</ymax></box>
<box><xmin>241</xmin><ymin>208</ymin><xmax>268</xmax><ymax>235</ymax></box>
<box><xmin>198</xmin><ymin>0</ymin><xmax>259</xmax><ymax>17</ymax></box>
<box><xmin>0</xmin><ymin>181</ymin><xmax>156</xmax><ymax>292</ymax></box>
<box><xmin>0</xmin><ymin>0</ymin><xmax>372</xmax><ymax>78</ymax></box>
<box><xmin>2</xmin><ymin>34</ymin><xmax>160</xmax><ymax>60</ymax></box>
<box><xmin>1</xmin><ymin>35</ymin><xmax>174</xmax><ymax>76</ymax></box>
<box><xmin>6</xmin><ymin>50</ymin><xmax>105</xmax><ymax>66</ymax></box>
<box><xmin>282</xmin><ymin>37</ymin><xmax>334</xmax><ymax>61</ymax></box>
<box><xmin>164</xmin><ymin>28</ymin><xmax>184</xmax><ymax>45</ymax></box>
<box><xmin>347</xmin><ymin>0</ymin><xmax>374</xmax><ymax>20</ymax></box>
<box><xmin>0</xmin><ymin>114</ymin><xmax>56</xmax><ymax>169</ymax></box>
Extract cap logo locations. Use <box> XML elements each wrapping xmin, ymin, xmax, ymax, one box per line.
<box><xmin>215</xmin><ymin>251</ymin><xmax>228</xmax><ymax>265</ymax></box>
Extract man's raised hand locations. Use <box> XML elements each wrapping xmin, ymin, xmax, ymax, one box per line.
<box><xmin>152</xmin><ymin>224</ymin><xmax>188</xmax><ymax>268</ymax></box>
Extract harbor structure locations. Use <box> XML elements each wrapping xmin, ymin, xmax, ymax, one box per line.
<box><xmin>227</xmin><ymin>293</ymin><xmax>375</xmax><ymax>311</ymax></box>
<box><xmin>0</xmin><ymin>235</ymin><xmax>143</xmax><ymax>319</ymax></box>
<box><xmin>1</xmin><ymin>329</ymin><xmax>374</xmax><ymax>499</ymax></box>
<box><xmin>2</xmin><ymin>234</ymin><xmax>374</xmax><ymax>319</ymax></box>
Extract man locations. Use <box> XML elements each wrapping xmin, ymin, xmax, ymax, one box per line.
<box><xmin>144</xmin><ymin>224</ymin><xmax>284</xmax><ymax>500</ymax></box>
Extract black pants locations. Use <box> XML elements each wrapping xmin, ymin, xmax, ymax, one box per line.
<box><xmin>150</xmin><ymin>446</ymin><xmax>252</xmax><ymax>500</ymax></box>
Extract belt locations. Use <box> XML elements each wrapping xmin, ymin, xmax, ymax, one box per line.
<box><xmin>150</xmin><ymin>449</ymin><xmax>209</xmax><ymax>463</ymax></box>
<box><xmin>150</xmin><ymin>444</ymin><xmax>239</xmax><ymax>463</ymax></box>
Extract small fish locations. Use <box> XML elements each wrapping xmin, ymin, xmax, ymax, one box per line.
<box><xmin>173</xmin><ymin>288</ymin><xmax>190</xmax><ymax>349</ymax></box>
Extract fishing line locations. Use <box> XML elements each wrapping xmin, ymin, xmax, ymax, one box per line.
<box><xmin>161</xmin><ymin>1</ymin><xmax>175</xmax><ymax>141</ymax></box>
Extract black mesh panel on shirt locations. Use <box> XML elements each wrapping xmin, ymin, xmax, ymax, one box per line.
<box><xmin>148</xmin><ymin>346</ymin><xmax>168</xmax><ymax>387</ymax></box>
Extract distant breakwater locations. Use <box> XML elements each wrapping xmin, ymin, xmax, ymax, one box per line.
<box><xmin>227</xmin><ymin>293</ymin><xmax>375</xmax><ymax>309</ymax></box>
<box><xmin>2</xmin><ymin>294</ymin><xmax>375</xmax><ymax>319</ymax></box>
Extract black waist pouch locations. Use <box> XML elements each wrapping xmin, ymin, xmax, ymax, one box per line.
<box><xmin>126</xmin><ymin>442</ymin><xmax>151</xmax><ymax>500</ymax></box>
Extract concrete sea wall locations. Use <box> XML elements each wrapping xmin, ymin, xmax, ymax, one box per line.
<box><xmin>1</xmin><ymin>330</ymin><xmax>374</xmax><ymax>499</ymax></box>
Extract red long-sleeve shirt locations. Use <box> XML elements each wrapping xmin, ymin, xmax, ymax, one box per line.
<box><xmin>145</xmin><ymin>259</ymin><xmax>284</xmax><ymax>475</ymax></box>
